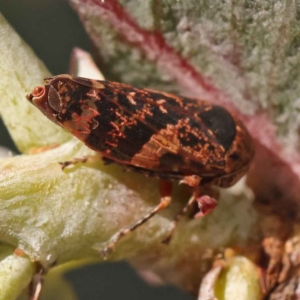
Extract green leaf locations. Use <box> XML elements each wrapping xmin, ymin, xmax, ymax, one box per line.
<box><xmin>0</xmin><ymin>14</ymin><xmax>71</xmax><ymax>153</ymax></box>
<box><xmin>0</xmin><ymin>245</ymin><xmax>34</xmax><ymax>300</ymax></box>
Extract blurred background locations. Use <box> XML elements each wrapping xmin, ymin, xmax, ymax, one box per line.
<box><xmin>0</xmin><ymin>1</ymin><xmax>192</xmax><ymax>299</ymax></box>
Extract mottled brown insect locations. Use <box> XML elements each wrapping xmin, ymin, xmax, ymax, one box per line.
<box><xmin>26</xmin><ymin>74</ymin><xmax>254</xmax><ymax>254</ymax></box>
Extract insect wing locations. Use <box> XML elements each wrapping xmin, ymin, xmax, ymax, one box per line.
<box><xmin>47</xmin><ymin>75</ymin><xmax>237</xmax><ymax>177</ymax></box>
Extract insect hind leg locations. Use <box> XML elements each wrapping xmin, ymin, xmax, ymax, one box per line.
<box><xmin>161</xmin><ymin>192</ymin><xmax>197</xmax><ymax>244</ymax></box>
<box><xmin>162</xmin><ymin>191</ymin><xmax>218</xmax><ymax>244</ymax></box>
<box><xmin>100</xmin><ymin>180</ymin><xmax>173</xmax><ymax>258</ymax></box>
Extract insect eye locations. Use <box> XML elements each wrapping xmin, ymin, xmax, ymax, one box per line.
<box><xmin>48</xmin><ymin>85</ymin><xmax>62</xmax><ymax>112</ymax></box>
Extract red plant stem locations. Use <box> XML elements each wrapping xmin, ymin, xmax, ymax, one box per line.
<box><xmin>73</xmin><ymin>0</ymin><xmax>300</xmax><ymax>202</ymax></box>
<box><xmin>76</xmin><ymin>0</ymin><xmax>234</xmax><ymax>107</ymax></box>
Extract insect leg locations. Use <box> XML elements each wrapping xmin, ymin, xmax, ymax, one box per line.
<box><xmin>162</xmin><ymin>193</ymin><xmax>218</xmax><ymax>244</ymax></box>
<box><xmin>59</xmin><ymin>154</ymin><xmax>100</xmax><ymax>170</ymax></box>
<box><xmin>100</xmin><ymin>180</ymin><xmax>173</xmax><ymax>258</ymax></box>
<box><xmin>161</xmin><ymin>192</ymin><xmax>197</xmax><ymax>244</ymax></box>
<box><xmin>193</xmin><ymin>195</ymin><xmax>218</xmax><ymax>219</ymax></box>
<box><xmin>28</xmin><ymin>264</ymin><xmax>44</xmax><ymax>300</ymax></box>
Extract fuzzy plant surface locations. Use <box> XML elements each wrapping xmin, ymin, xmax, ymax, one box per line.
<box><xmin>0</xmin><ymin>13</ymin><xmax>260</xmax><ymax>300</ymax></box>
<box><xmin>0</xmin><ymin>0</ymin><xmax>300</xmax><ymax>299</ymax></box>
<box><xmin>69</xmin><ymin>0</ymin><xmax>300</xmax><ymax>204</ymax></box>
<box><xmin>68</xmin><ymin>2</ymin><xmax>300</xmax><ymax>297</ymax></box>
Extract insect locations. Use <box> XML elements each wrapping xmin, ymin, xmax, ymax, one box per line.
<box><xmin>26</xmin><ymin>74</ymin><xmax>254</xmax><ymax>255</ymax></box>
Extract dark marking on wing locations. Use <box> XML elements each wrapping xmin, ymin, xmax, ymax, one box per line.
<box><xmin>111</xmin><ymin>121</ymin><xmax>155</xmax><ymax>160</ymax></box>
<box><xmin>159</xmin><ymin>153</ymin><xmax>184</xmax><ymax>168</ymax></box>
<box><xmin>198</xmin><ymin>106</ymin><xmax>236</xmax><ymax>151</ymax></box>
<box><xmin>229</xmin><ymin>152</ymin><xmax>240</xmax><ymax>161</ymax></box>
<box><xmin>179</xmin><ymin>132</ymin><xmax>200</xmax><ymax>147</ymax></box>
